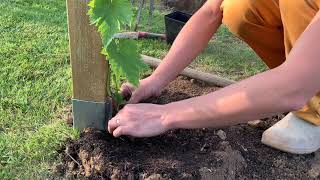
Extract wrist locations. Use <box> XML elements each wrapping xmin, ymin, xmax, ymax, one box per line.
<box><xmin>148</xmin><ymin>72</ymin><xmax>170</xmax><ymax>90</ymax></box>
<box><xmin>162</xmin><ymin>98</ymin><xmax>210</xmax><ymax>130</ymax></box>
<box><xmin>161</xmin><ymin>104</ymin><xmax>177</xmax><ymax>131</ymax></box>
<box><xmin>161</xmin><ymin>101</ymin><xmax>188</xmax><ymax>130</ymax></box>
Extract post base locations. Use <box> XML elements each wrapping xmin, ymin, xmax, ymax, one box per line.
<box><xmin>72</xmin><ymin>99</ymin><xmax>112</xmax><ymax>131</ymax></box>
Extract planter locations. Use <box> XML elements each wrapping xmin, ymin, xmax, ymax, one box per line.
<box><xmin>164</xmin><ymin>11</ymin><xmax>192</xmax><ymax>44</ymax></box>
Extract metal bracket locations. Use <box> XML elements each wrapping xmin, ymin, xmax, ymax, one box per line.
<box><xmin>72</xmin><ymin>99</ymin><xmax>112</xmax><ymax>131</ymax></box>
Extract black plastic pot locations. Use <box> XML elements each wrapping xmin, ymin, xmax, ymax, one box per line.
<box><xmin>165</xmin><ymin>11</ymin><xmax>192</xmax><ymax>44</ymax></box>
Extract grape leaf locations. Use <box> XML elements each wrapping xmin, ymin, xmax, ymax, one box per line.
<box><xmin>105</xmin><ymin>39</ymin><xmax>149</xmax><ymax>87</ymax></box>
<box><xmin>88</xmin><ymin>0</ymin><xmax>149</xmax><ymax>104</ymax></box>
<box><xmin>88</xmin><ymin>0</ymin><xmax>133</xmax><ymax>47</ymax></box>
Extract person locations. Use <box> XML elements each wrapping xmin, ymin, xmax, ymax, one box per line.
<box><xmin>108</xmin><ymin>0</ymin><xmax>320</xmax><ymax>154</ymax></box>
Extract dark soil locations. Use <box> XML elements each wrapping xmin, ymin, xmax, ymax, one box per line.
<box><xmin>61</xmin><ymin>76</ymin><xmax>320</xmax><ymax>179</ymax></box>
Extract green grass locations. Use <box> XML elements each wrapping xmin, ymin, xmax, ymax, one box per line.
<box><xmin>0</xmin><ymin>0</ymin><xmax>266</xmax><ymax>178</ymax></box>
<box><xmin>0</xmin><ymin>0</ymin><xmax>79</xmax><ymax>178</ymax></box>
<box><xmin>134</xmin><ymin>6</ymin><xmax>267</xmax><ymax>80</ymax></box>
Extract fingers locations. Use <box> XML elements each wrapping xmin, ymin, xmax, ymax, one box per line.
<box><xmin>112</xmin><ymin>126</ymin><xmax>131</xmax><ymax>137</ymax></box>
<box><xmin>127</xmin><ymin>90</ymin><xmax>144</xmax><ymax>104</ymax></box>
<box><xmin>120</xmin><ymin>83</ymin><xmax>144</xmax><ymax>104</ymax></box>
<box><xmin>120</xmin><ymin>83</ymin><xmax>134</xmax><ymax>101</ymax></box>
<box><xmin>107</xmin><ymin>118</ymin><xmax>118</xmax><ymax>134</ymax></box>
<box><xmin>107</xmin><ymin>118</ymin><xmax>132</xmax><ymax>138</ymax></box>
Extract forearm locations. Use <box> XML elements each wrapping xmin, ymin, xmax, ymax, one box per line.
<box><xmin>164</xmin><ymin>11</ymin><xmax>320</xmax><ymax>129</ymax></box>
<box><xmin>150</xmin><ymin>0</ymin><xmax>223</xmax><ymax>88</ymax></box>
<box><xmin>164</xmin><ymin>67</ymin><xmax>300</xmax><ymax>129</ymax></box>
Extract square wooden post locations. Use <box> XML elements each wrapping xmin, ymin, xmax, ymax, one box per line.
<box><xmin>67</xmin><ymin>0</ymin><xmax>112</xmax><ymax>130</ymax></box>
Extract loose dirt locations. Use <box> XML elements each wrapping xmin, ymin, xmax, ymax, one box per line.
<box><xmin>60</xmin><ymin>76</ymin><xmax>319</xmax><ymax>179</ymax></box>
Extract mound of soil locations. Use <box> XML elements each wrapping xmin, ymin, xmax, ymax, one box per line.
<box><xmin>61</xmin><ymin>77</ymin><xmax>319</xmax><ymax>179</ymax></box>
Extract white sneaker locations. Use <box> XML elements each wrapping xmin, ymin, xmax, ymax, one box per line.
<box><xmin>261</xmin><ymin>113</ymin><xmax>320</xmax><ymax>154</ymax></box>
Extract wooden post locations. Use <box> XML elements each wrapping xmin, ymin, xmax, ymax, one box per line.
<box><xmin>67</xmin><ymin>0</ymin><xmax>112</xmax><ymax>130</ymax></box>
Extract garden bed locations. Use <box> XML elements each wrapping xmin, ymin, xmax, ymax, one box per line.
<box><xmin>60</xmin><ymin>77</ymin><xmax>318</xmax><ymax>179</ymax></box>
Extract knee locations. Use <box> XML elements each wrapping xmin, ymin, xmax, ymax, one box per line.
<box><xmin>279</xmin><ymin>0</ymin><xmax>319</xmax><ymax>14</ymax></box>
<box><xmin>221</xmin><ymin>0</ymin><xmax>259</xmax><ymax>34</ymax></box>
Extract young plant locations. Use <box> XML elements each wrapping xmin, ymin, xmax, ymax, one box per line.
<box><xmin>87</xmin><ymin>0</ymin><xmax>149</xmax><ymax>105</ymax></box>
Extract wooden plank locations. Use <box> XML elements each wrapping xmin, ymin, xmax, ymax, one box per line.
<box><xmin>141</xmin><ymin>55</ymin><xmax>236</xmax><ymax>87</ymax></box>
<box><xmin>67</xmin><ymin>0</ymin><xmax>109</xmax><ymax>102</ymax></box>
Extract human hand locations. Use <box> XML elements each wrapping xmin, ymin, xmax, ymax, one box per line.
<box><xmin>120</xmin><ymin>77</ymin><xmax>162</xmax><ymax>104</ymax></box>
<box><xmin>107</xmin><ymin>103</ymin><xmax>171</xmax><ymax>137</ymax></box>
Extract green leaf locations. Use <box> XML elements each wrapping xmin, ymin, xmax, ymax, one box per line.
<box><xmin>106</xmin><ymin>39</ymin><xmax>149</xmax><ymax>87</ymax></box>
<box><xmin>88</xmin><ymin>0</ymin><xmax>149</xmax><ymax>106</ymax></box>
<box><xmin>88</xmin><ymin>0</ymin><xmax>133</xmax><ymax>47</ymax></box>
<box><xmin>113</xmin><ymin>92</ymin><xmax>125</xmax><ymax>106</ymax></box>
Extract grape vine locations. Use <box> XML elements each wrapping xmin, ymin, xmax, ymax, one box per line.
<box><xmin>87</xmin><ymin>0</ymin><xmax>149</xmax><ymax>103</ymax></box>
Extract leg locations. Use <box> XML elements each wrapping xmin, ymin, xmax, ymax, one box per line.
<box><xmin>294</xmin><ymin>93</ymin><xmax>320</xmax><ymax>125</ymax></box>
<box><xmin>221</xmin><ymin>0</ymin><xmax>286</xmax><ymax>68</ymax></box>
<box><xmin>278</xmin><ymin>0</ymin><xmax>320</xmax><ymax>125</ymax></box>
<box><xmin>280</xmin><ymin>0</ymin><xmax>320</xmax><ymax>55</ymax></box>
<box><xmin>262</xmin><ymin>0</ymin><xmax>320</xmax><ymax>154</ymax></box>
<box><xmin>222</xmin><ymin>0</ymin><xmax>320</xmax><ymax>154</ymax></box>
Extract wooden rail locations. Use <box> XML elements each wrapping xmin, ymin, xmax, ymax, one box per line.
<box><xmin>142</xmin><ymin>55</ymin><xmax>235</xmax><ymax>87</ymax></box>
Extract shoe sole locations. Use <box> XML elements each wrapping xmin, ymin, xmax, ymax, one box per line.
<box><xmin>261</xmin><ymin>136</ymin><xmax>319</xmax><ymax>154</ymax></box>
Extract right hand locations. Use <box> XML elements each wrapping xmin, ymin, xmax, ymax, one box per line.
<box><xmin>121</xmin><ymin>77</ymin><xmax>162</xmax><ymax>104</ymax></box>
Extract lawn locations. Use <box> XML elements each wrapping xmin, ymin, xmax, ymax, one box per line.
<box><xmin>135</xmin><ymin>3</ymin><xmax>267</xmax><ymax>80</ymax></box>
<box><xmin>0</xmin><ymin>0</ymin><xmax>266</xmax><ymax>178</ymax></box>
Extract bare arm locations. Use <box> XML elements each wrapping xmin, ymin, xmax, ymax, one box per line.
<box><xmin>122</xmin><ymin>0</ymin><xmax>223</xmax><ymax>104</ymax></box>
<box><xmin>164</xmin><ymin>11</ymin><xmax>320</xmax><ymax>129</ymax></box>
<box><xmin>108</xmin><ymin>8</ymin><xmax>320</xmax><ymax>138</ymax></box>
<box><xmin>149</xmin><ymin>0</ymin><xmax>223</xmax><ymax>88</ymax></box>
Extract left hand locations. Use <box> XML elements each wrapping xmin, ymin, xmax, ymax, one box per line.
<box><xmin>107</xmin><ymin>104</ymin><xmax>171</xmax><ymax>138</ymax></box>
